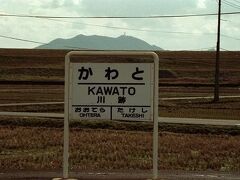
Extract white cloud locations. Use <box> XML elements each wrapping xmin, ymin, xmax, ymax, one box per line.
<box><xmin>197</xmin><ymin>0</ymin><xmax>207</xmax><ymax>9</ymax></box>
<box><xmin>72</xmin><ymin>0</ymin><xmax>81</xmax><ymax>5</ymax></box>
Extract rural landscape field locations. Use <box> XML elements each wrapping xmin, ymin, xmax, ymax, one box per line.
<box><xmin>0</xmin><ymin>49</ymin><xmax>240</xmax><ymax>178</ymax></box>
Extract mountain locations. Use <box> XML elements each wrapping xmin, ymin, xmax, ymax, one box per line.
<box><xmin>36</xmin><ymin>34</ymin><xmax>163</xmax><ymax>50</ymax></box>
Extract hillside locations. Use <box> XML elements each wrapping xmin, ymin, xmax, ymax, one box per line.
<box><xmin>36</xmin><ymin>34</ymin><xmax>163</xmax><ymax>50</ymax></box>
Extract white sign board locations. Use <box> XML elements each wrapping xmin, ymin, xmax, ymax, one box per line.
<box><xmin>69</xmin><ymin>63</ymin><xmax>154</xmax><ymax>121</ymax></box>
<box><xmin>63</xmin><ymin>51</ymin><xmax>159</xmax><ymax>179</ymax></box>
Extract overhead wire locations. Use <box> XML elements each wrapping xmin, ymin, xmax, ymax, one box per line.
<box><xmin>0</xmin><ymin>10</ymin><xmax>239</xmax><ymax>35</ymax></box>
<box><xmin>0</xmin><ymin>18</ymin><xmax>239</xmax><ymax>50</ymax></box>
<box><xmin>0</xmin><ymin>13</ymin><xmax>235</xmax><ymax>39</ymax></box>
<box><xmin>0</xmin><ymin>11</ymin><xmax>240</xmax><ymax>19</ymax></box>
<box><xmin>0</xmin><ymin>30</ymin><xmax>239</xmax><ymax>49</ymax></box>
<box><xmin>0</xmin><ymin>10</ymin><xmax>239</xmax><ymax>40</ymax></box>
<box><xmin>220</xmin><ymin>47</ymin><xmax>230</xmax><ymax>51</ymax></box>
<box><xmin>222</xmin><ymin>18</ymin><xmax>240</xmax><ymax>25</ymax></box>
<box><xmin>184</xmin><ymin>46</ymin><xmax>216</xmax><ymax>51</ymax></box>
<box><xmin>221</xmin><ymin>34</ymin><xmax>240</xmax><ymax>40</ymax></box>
<box><xmin>45</xmin><ymin>18</ymin><xmax>214</xmax><ymax>35</ymax></box>
<box><xmin>41</xmin><ymin>18</ymin><xmax>240</xmax><ymax>41</ymax></box>
<box><xmin>0</xmin><ymin>34</ymin><xmax>45</xmax><ymax>45</ymax></box>
<box><xmin>222</xmin><ymin>0</ymin><xmax>240</xmax><ymax>9</ymax></box>
<box><xmin>220</xmin><ymin>47</ymin><xmax>240</xmax><ymax>52</ymax></box>
<box><xmin>226</xmin><ymin>0</ymin><xmax>240</xmax><ymax>5</ymax></box>
<box><xmin>0</xmin><ymin>34</ymin><xmax>217</xmax><ymax>51</ymax></box>
<box><xmin>0</xmin><ymin>9</ymin><xmax>239</xmax><ymax>48</ymax></box>
<box><xmin>231</xmin><ymin>0</ymin><xmax>240</xmax><ymax>4</ymax></box>
<box><xmin>0</xmin><ymin>34</ymin><xmax>94</xmax><ymax>50</ymax></box>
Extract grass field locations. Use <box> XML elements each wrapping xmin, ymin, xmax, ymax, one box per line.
<box><xmin>0</xmin><ymin>49</ymin><xmax>240</xmax><ymax>119</ymax></box>
<box><xmin>0</xmin><ymin>125</ymin><xmax>240</xmax><ymax>172</ymax></box>
<box><xmin>0</xmin><ymin>49</ymin><xmax>239</xmax><ymax>173</ymax></box>
<box><xmin>0</xmin><ymin>49</ymin><xmax>240</xmax><ymax>84</ymax></box>
<box><xmin>0</xmin><ymin>84</ymin><xmax>240</xmax><ymax>120</ymax></box>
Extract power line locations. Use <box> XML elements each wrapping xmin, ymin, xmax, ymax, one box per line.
<box><xmin>1</xmin><ymin>14</ymin><xmax>240</xmax><ymax>43</ymax></box>
<box><xmin>0</xmin><ymin>34</ymin><xmax>217</xmax><ymax>51</ymax></box>
<box><xmin>0</xmin><ymin>34</ymin><xmax>215</xmax><ymax>50</ymax></box>
<box><xmin>221</xmin><ymin>34</ymin><xmax>240</xmax><ymax>40</ymax></box>
<box><xmin>1</xmin><ymin>11</ymin><xmax>240</xmax><ymax>40</ymax></box>
<box><xmin>184</xmin><ymin>46</ymin><xmax>216</xmax><ymax>51</ymax></box>
<box><xmin>222</xmin><ymin>18</ymin><xmax>240</xmax><ymax>26</ymax></box>
<box><xmin>46</xmin><ymin>18</ymin><xmax>212</xmax><ymax>35</ymax></box>
<box><xmin>233</xmin><ymin>0</ymin><xmax>240</xmax><ymax>4</ymax></box>
<box><xmin>0</xmin><ymin>34</ymin><xmax>45</xmax><ymax>45</ymax></box>
<box><xmin>0</xmin><ymin>11</ymin><xmax>240</xmax><ymax>19</ymax></box>
<box><xmin>220</xmin><ymin>47</ymin><xmax>240</xmax><ymax>52</ymax></box>
<box><xmin>0</xmin><ymin>25</ymin><xmax>239</xmax><ymax>47</ymax></box>
<box><xmin>222</xmin><ymin>2</ymin><xmax>239</xmax><ymax>9</ymax></box>
<box><xmin>0</xmin><ymin>34</ymin><xmax>93</xmax><ymax>50</ymax></box>
<box><xmin>44</xmin><ymin>18</ymin><xmax>240</xmax><ymax>41</ymax></box>
<box><xmin>1</xmin><ymin>33</ymin><xmax>239</xmax><ymax>51</ymax></box>
<box><xmin>222</xmin><ymin>0</ymin><xmax>240</xmax><ymax>9</ymax></box>
<box><xmin>226</xmin><ymin>0</ymin><xmax>240</xmax><ymax>6</ymax></box>
<box><xmin>46</xmin><ymin>18</ymin><xmax>174</xmax><ymax>33</ymax></box>
<box><xmin>220</xmin><ymin>47</ymin><xmax>230</xmax><ymax>51</ymax></box>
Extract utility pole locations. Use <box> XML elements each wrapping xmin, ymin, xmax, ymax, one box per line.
<box><xmin>214</xmin><ymin>0</ymin><xmax>221</xmax><ymax>102</ymax></box>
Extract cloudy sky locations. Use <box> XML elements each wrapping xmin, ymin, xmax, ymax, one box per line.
<box><xmin>0</xmin><ymin>0</ymin><xmax>239</xmax><ymax>50</ymax></box>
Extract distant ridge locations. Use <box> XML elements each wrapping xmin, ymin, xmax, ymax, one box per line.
<box><xmin>36</xmin><ymin>34</ymin><xmax>163</xmax><ymax>50</ymax></box>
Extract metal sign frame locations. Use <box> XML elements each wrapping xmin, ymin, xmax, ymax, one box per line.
<box><xmin>63</xmin><ymin>51</ymin><xmax>159</xmax><ymax>179</ymax></box>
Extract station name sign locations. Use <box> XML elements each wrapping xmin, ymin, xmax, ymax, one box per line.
<box><xmin>69</xmin><ymin>63</ymin><xmax>154</xmax><ymax>121</ymax></box>
<box><xmin>63</xmin><ymin>51</ymin><xmax>159</xmax><ymax>179</ymax></box>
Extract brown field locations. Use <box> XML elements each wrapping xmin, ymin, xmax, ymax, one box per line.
<box><xmin>0</xmin><ymin>84</ymin><xmax>239</xmax><ymax>120</ymax></box>
<box><xmin>0</xmin><ymin>49</ymin><xmax>240</xmax><ymax>174</ymax></box>
<box><xmin>0</xmin><ymin>49</ymin><xmax>240</xmax><ymax>119</ymax></box>
<box><xmin>0</xmin><ymin>126</ymin><xmax>240</xmax><ymax>172</ymax></box>
<box><xmin>0</xmin><ymin>49</ymin><xmax>240</xmax><ymax>84</ymax></box>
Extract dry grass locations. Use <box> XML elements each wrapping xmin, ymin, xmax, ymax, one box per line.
<box><xmin>0</xmin><ymin>126</ymin><xmax>240</xmax><ymax>172</ymax></box>
<box><xmin>0</xmin><ymin>85</ymin><xmax>63</xmax><ymax>104</ymax></box>
<box><xmin>0</xmin><ymin>49</ymin><xmax>240</xmax><ymax>84</ymax></box>
<box><xmin>0</xmin><ymin>49</ymin><xmax>239</xmax><ymax>173</ymax></box>
<box><xmin>160</xmin><ymin>98</ymin><xmax>240</xmax><ymax>120</ymax></box>
<box><xmin>0</xmin><ymin>49</ymin><xmax>240</xmax><ymax>120</ymax></box>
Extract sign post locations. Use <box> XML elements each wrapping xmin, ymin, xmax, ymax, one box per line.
<box><xmin>63</xmin><ymin>51</ymin><xmax>159</xmax><ymax>179</ymax></box>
